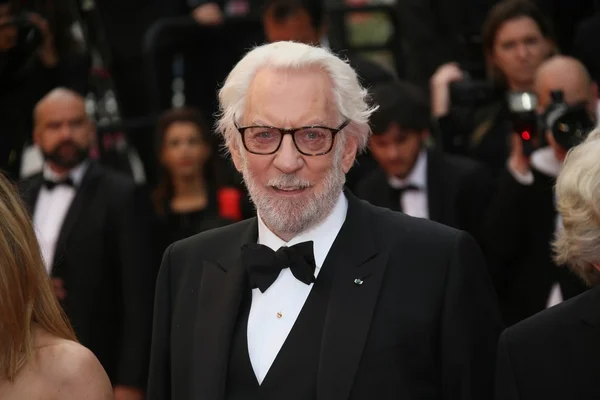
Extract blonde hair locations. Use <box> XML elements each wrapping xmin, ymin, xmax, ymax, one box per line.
<box><xmin>216</xmin><ymin>41</ymin><xmax>377</xmax><ymax>154</ymax></box>
<box><xmin>553</xmin><ymin>128</ymin><xmax>600</xmax><ymax>286</ymax></box>
<box><xmin>0</xmin><ymin>173</ymin><xmax>76</xmax><ymax>381</ymax></box>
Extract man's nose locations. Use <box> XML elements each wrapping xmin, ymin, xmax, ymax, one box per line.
<box><xmin>272</xmin><ymin>135</ymin><xmax>303</xmax><ymax>173</ymax></box>
<box><xmin>58</xmin><ymin>124</ymin><xmax>73</xmax><ymax>140</ymax></box>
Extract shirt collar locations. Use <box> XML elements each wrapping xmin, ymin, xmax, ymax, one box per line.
<box><xmin>388</xmin><ymin>149</ymin><xmax>428</xmax><ymax>190</ymax></box>
<box><xmin>257</xmin><ymin>191</ymin><xmax>348</xmax><ymax>271</ymax></box>
<box><xmin>43</xmin><ymin>160</ymin><xmax>89</xmax><ymax>187</ymax></box>
<box><xmin>531</xmin><ymin>146</ymin><xmax>562</xmax><ymax>178</ymax></box>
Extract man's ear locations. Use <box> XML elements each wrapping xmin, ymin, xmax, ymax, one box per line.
<box><xmin>230</xmin><ymin>141</ymin><xmax>244</xmax><ymax>173</ymax></box>
<box><xmin>341</xmin><ymin>135</ymin><xmax>358</xmax><ymax>174</ymax></box>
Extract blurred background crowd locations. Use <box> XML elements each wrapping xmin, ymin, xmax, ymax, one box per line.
<box><xmin>2</xmin><ymin>0</ymin><xmax>600</xmax><ymax>395</ymax></box>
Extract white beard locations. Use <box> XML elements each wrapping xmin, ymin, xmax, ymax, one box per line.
<box><xmin>241</xmin><ymin>145</ymin><xmax>346</xmax><ymax>238</ymax></box>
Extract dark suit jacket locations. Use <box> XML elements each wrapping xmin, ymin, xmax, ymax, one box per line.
<box><xmin>495</xmin><ymin>285</ymin><xmax>600</xmax><ymax>400</ymax></box>
<box><xmin>147</xmin><ymin>191</ymin><xmax>502</xmax><ymax>400</ymax></box>
<box><xmin>483</xmin><ymin>168</ymin><xmax>588</xmax><ymax>326</ymax></box>
<box><xmin>354</xmin><ymin>150</ymin><xmax>494</xmax><ymax>243</ymax></box>
<box><xmin>20</xmin><ymin>161</ymin><xmax>154</xmax><ymax>390</ymax></box>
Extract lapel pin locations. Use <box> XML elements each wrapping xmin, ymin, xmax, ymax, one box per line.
<box><xmin>354</xmin><ymin>278</ymin><xmax>364</xmax><ymax>286</ymax></box>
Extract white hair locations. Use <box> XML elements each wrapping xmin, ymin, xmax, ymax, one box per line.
<box><xmin>553</xmin><ymin>127</ymin><xmax>600</xmax><ymax>286</ymax></box>
<box><xmin>216</xmin><ymin>41</ymin><xmax>377</xmax><ymax>154</ymax></box>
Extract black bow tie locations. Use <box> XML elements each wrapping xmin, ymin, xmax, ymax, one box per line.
<box><xmin>43</xmin><ymin>177</ymin><xmax>75</xmax><ymax>190</ymax></box>
<box><xmin>391</xmin><ymin>184</ymin><xmax>419</xmax><ymax>197</ymax></box>
<box><xmin>241</xmin><ymin>241</ymin><xmax>317</xmax><ymax>293</ymax></box>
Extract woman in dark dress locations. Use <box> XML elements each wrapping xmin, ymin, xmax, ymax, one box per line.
<box><xmin>153</xmin><ymin>107</ymin><xmax>244</xmax><ymax>250</ymax></box>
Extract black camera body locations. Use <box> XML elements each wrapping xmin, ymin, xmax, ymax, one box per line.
<box><xmin>541</xmin><ymin>90</ymin><xmax>596</xmax><ymax>151</ymax></box>
<box><xmin>449</xmin><ymin>78</ymin><xmax>497</xmax><ymax>107</ymax></box>
<box><xmin>507</xmin><ymin>91</ymin><xmax>538</xmax><ymax>156</ymax></box>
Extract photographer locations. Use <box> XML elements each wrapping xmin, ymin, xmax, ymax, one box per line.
<box><xmin>484</xmin><ymin>55</ymin><xmax>597</xmax><ymax>326</ymax></box>
<box><xmin>0</xmin><ymin>0</ymin><xmax>88</xmax><ymax>179</ymax></box>
<box><xmin>431</xmin><ymin>0</ymin><xmax>554</xmax><ymax>173</ymax></box>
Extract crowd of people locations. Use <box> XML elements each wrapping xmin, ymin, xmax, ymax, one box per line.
<box><xmin>1</xmin><ymin>0</ymin><xmax>600</xmax><ymax>399</ymax></box>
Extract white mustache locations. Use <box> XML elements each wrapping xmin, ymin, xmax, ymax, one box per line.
<box><xmin>267</xmin><ymin>174</ymin><xmax>312</xmax><ymax>190</ymax></box>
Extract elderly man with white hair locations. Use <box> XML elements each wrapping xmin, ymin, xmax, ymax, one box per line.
<box><xmin>147</xmin><ymin>41</ymin><xmax>502</xmax><ymax>400</ymax></box>
<box><xmin>495</xmin><ymin>128</ymin><xmax>600</xmax><ymax>400</ymax></box>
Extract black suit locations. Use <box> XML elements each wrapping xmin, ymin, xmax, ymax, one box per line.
<box><xmin>354</xmin><ymin>150</ymin><xmax>494</xmax><ymax>242</ymax></box>
<box><xmin>495</xmin><ymin>285</ymin><xmax>600</xmax><ymax>400</ymax></box>
<box><xmin>484</xmin><ymin>168</ymin><xmax>588</xmax><ymax>326</ymax></box>
<box><xmin>147</xmin><ymin>191</ymin><xmax>502</xmax><ymax>399</ymax></box>
<box><xmin>20</xmin><ymin>161</ymin><xmax>154</xmax><ymax>390</ymax></box>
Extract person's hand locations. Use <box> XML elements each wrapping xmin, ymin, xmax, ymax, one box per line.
<box><xmin>192</xmin><ymin>3</ymin><xmax>224</xmax><ymax>25</ymax></box>
<box><xmin>430</xmin><ymin>62</ymin><xmax>464</xmax><ymax>117</ymax></box>
<box><xmin>51</xmin><ymin>277</ymin><xmax>67</xmax><ymax>301</ymax></box>
<box><xmin>28</xmin><ymin>13</ymin><xmax>58</xmax><ymax>67</ymax></box>
<box><xmin>508</xmin><ymin>133</ymin><xmax>532</xmax><ymax>176</ymax></box>
<box><xmin>114</xmin><ymin>385</ymin><xmax>144</xmax><ymax>400</ymax></box>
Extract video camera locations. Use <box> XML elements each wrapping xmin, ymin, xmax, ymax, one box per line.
<box><xmin>449</xmin><ymin>33</ymin><xmax>497</xmax><ymax>107</ymax></box>
<box><xmin>507</xmin><ymin>89</ymin><xmax>595</xmax><ymax>155</ymax></box>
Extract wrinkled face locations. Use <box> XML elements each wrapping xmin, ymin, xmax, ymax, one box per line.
<box><xmin>160</xmin><ymin>122</ymin><xmax>211</xmax><ymax>179</ymax></box>
<box><xmin>34</xmin><ymin>96</ymin><xmax>93</xmax><ymax>171</ymax></box>
<box><xmin>369</xmin><ymin>122</ymin><xmax>426</xmax><ymax>179</ymax></box>
<box><xmin>230</xmin><ymin>67</ymin><xmax>357</xmax><ymax>237</ymax></box>
<box><xmin>263</xmin><ymin>7</ymin><xmax>322</xmax><ymax>45</ymax></box>
<box><xmin>491</xmin><ymin>16</ymin><xmax>552</xmax><ymax>89</ymax></box>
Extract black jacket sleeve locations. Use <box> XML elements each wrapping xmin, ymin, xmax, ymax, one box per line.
<box><xmin>494</xmin><ymin>331</ymin><xmax>521</xmax><ymax>400</ymax></box>
<box><xmin>147</xmin><ymin>244</ymin><xmax>174</xmax><ymax>399</ymax></box>
<box><xmin>441</xmin><ymin>231</ymin><xmax>504</xmax><ymax>399</ymax></box>
<box><xmin>110</xmin><ymin>180</ymin><xmax>155</xmax><ymax>389</ymax></box>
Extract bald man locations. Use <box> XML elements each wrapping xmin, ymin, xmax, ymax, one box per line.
<box><xmin>484</xmin><ymin>56</ymin><xmax>596</xmax><ymax>326</ymax></box>
<box><xmin>19</xmin><ymin>88</ymin><xmax>153</xmax><ymax>400</ymax></box>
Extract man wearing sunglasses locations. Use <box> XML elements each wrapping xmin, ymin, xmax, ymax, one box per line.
<box><xmin>147</xmin><ymin>41</ymin><xmax>502</xmax><ymax>400</ymax></box>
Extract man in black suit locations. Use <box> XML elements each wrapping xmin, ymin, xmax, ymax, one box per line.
<box><xmin>495</xmin><ymin>128</ymin><xmax>600</xmax><ymax>400</ymax></box>
<box><xmin>20</xmin><ymin>88</ymin><xmax>153</xmax><ymax>400</ymax></box>
<box><xmin>355</xmin><ymin>81</ymin><xmax>494</xmax><ymax>243</ymax></box>
<box><xmin>147</xmin><ymin>41</ymin><xmax>502</xmax><ymax>400</ymax></box>
<box><xmin>484</xmin><ymin>56</ymin><xmax>597</xmax><ymax>326</ymax></box>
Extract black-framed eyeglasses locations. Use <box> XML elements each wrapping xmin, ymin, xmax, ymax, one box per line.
<box><xmin>234</xmin><ymin>119</ymin><xmax>351</xmax><ymax>156</ymax></box>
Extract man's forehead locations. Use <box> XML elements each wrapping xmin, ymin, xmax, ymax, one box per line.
<box><xmin>245</xmin><ymin>67</ymin><xmax>335</xmax><ymax>124</ymax></box>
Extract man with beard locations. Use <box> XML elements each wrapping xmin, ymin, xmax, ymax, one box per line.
<box><xmin>19</xmin><ymin>88</ymin><xmax>153</xmax><ymax>400</ymax></box>
<box><xmin>355</xmin><ymin>81</ymin><xmax>494</xmax><ymax>244</ymax></box>
<box><xmin>147</xmin><ymin>41</ymin><xmax>502</xmax><ymax>400</ymax></box>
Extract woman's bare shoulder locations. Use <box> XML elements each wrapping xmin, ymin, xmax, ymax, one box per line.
<box><xmin>35</xmin><ymin>335</ymin><xmax>113</xmax><ymax>399</ymax></box>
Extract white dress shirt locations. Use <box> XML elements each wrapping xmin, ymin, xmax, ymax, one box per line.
<box><xmin>507</xmin><ymin>147</ymin><xmax>564</xmax><ymax>307</ymax></box>
<box><xmin>33</xmin><ymin>162</ymin><xmax>88</xmax><ymax>274</ymax></box>
<box><xmin>388</xmin><ymin>149</ymin><xmax>429</xmax><ymax>219</ymax></box>
<box><xmin>247</xmin><ymin>192</ymin><xmax>348</xmax><ymax>384</ymax></box>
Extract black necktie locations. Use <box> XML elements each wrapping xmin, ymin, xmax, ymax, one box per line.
<box><xmin>241</xmin><ymin>241</ymin><xmax>317</xmax><ymax>293</ymax></box>
<box><xmin>43</xmin><ymin>177</ymin><xmax>75</xmax><ymax>190</ymax></box>
<box><xmin>390</xmin><ymin>184</ymin><xmax>419</xmax><ymax>212</ymax></box>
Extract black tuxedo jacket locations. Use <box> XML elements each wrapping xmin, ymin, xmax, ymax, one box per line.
<box><xmin>483</xmin><ymin>168</ymin><xmax>587</xmax><ymax>326</ymax></box>
<box><xmin>147</xmin><ymin>192</ymin><xmax>503</xmax><ymax>400</ymax></box>
<box><xmin>20</xmin><ymin>162</ymin><xmax>154</xmax><ymax>390</ymax></box>
<box><xmin>354</xmin><ymin>150</ymin><xmax>494</xmax><ymax>242</ymax></box>
<box><xmin>495</xmin><ymin>285</ymin><xmax>600</xmax><ymax>400</ymax></box>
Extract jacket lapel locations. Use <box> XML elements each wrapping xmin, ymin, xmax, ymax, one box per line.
<box><xmin>373</xmin><ymin>170</ymin><xmax>398</xmax><ymax>211</ymax></box>
<box><xmin>191</xmin><ymin>218</ymin><xmax>258</xmax><ymax>400</ymax></box>
<box><xmin>317</xmin><ymin>192</ymin><xmax>390</xmax><ymax>400</ymax></box>
<box><xmin>20</xmin><ymin>173</ymin><xmax>44</xmax><ymax>213</ymax></box>
<box><xmin>426</xmin><ymin>150</ymin><xmax>444</xmax><ymax>223</ymax></box>
<box><xmin>52</xmin><ymin>162</ymin><xmax>102</xmax><ymax>269</ymax></box>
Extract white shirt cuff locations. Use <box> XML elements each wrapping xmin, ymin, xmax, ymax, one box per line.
<box><xmin>507</xmin><ymin>163</ymin><xmax>534</xmax><ymax>186</ymax></box>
